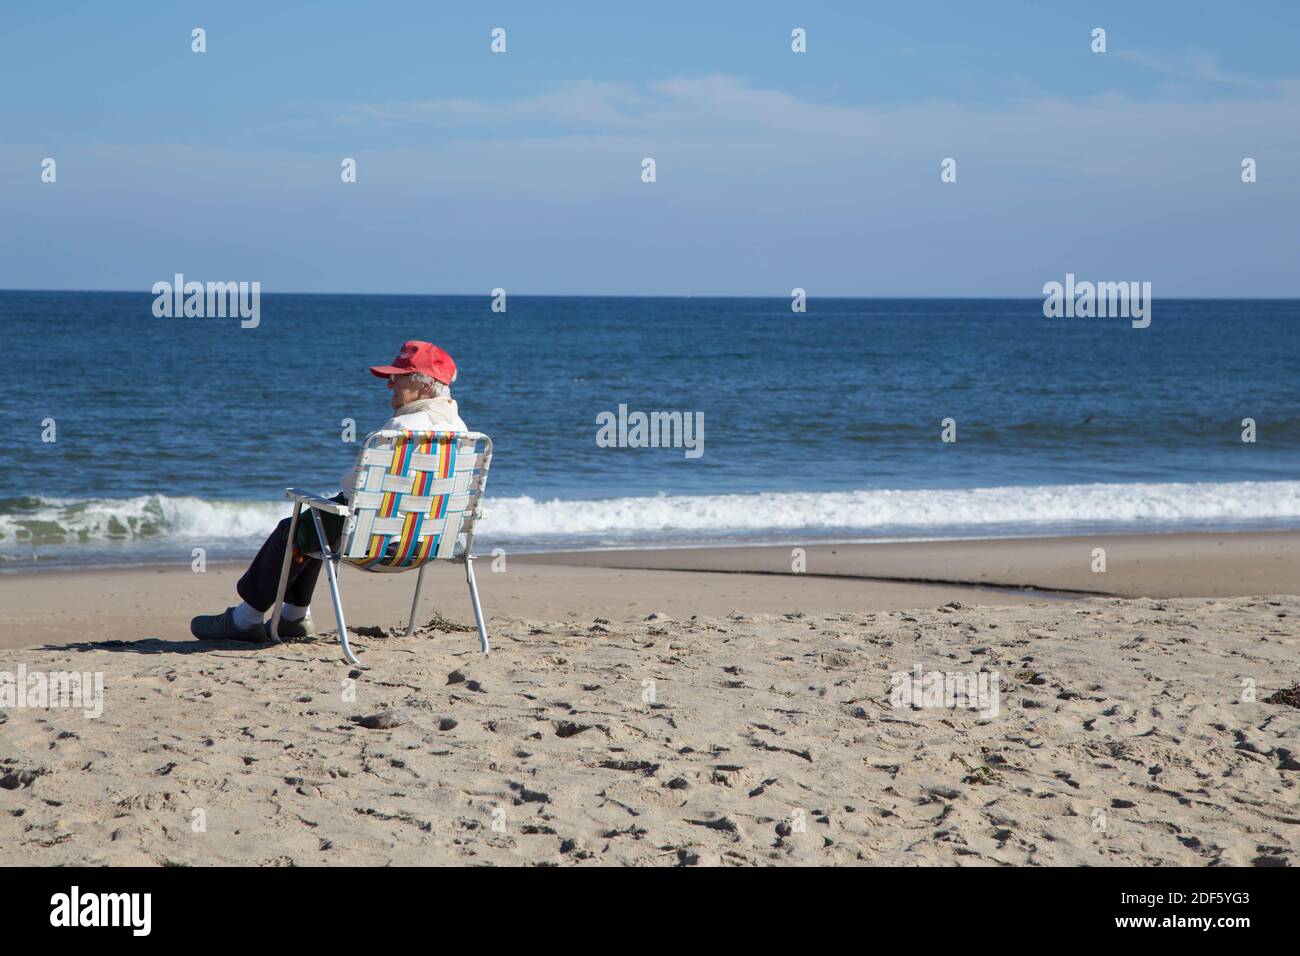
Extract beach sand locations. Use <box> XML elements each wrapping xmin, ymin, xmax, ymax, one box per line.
<box><xmin>510</xmin><ymin>530</ymin><xmax>1300</xmax><ymax>598</ymax></box>
<box><xmin>0</xmin><ymin>532</ymin><xmax>1296</xmax><ymax>865</ymax></box>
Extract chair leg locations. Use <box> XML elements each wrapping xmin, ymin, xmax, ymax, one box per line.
<box><xmin>268</xmin><ymin>501</ymin><xmax>302</xmax><ymax>644</ymax></box>
<box><xmin>321</xmin><ymin>555</ymin><xmax>359</xmax><ymax>666</ymax></box>
<box><xmin>406</xmin><ymin>563</ymin><xmax>429</xmax><ymax>637</ymax></box>
<box><xmin>311</xmin><ymin>508</ymin><xmax>359</xmax><ymax>666</ymax></box>
<box><xmin>465</xmin><ymin>555</ymin><xmax>489</xmax><ymax>654</ymax></box>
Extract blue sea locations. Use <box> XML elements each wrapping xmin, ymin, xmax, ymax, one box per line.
<box><xmin>1</xmin><ymin>291</ymin><xmax>1297</xmax><ymax>570</ymax></box>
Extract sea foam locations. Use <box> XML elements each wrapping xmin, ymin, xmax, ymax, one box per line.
<box><xmin>1</xmin><ymin>481</ymin><xmax>1297</xmax><ymax>556</ymax></box>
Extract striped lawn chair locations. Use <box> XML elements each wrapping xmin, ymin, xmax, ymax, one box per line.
<box><xmin>270</xmin><ymin>429</ymin><xmax>493</xmax><ymax>665</ymax></box>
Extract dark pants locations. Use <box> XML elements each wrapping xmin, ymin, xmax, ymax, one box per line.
<box><xmin>236</xmin><ymin>516</ymin><xmax>323</xmax><ymax>613</ymax></box>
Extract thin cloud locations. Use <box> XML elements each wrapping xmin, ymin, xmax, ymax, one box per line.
<box><xmin>1112</xmin><ymin>48</ymin><xmax>1286</xmax><ymax>91</ymax></box>
<box><xmin>337</xmin><ymin>80</ymin><xmax>661</xmax><ymax>131</ymax></box>
<box><xmin>5</xmin><ymin>74</ymin><xmax>1299</xmax><ymax>295</ymax></box>
<box><xmin>327</xmin><ymin>73</ymin><xmax>1300</xmax><ymax>184</ymax></box>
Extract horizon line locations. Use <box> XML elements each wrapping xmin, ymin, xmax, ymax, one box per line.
<box><xmin>2</xmin><ymin>287</ymin><xmax>1299</xmax><ymax>302</ymax></box>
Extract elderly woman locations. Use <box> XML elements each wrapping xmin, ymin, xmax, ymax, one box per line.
<box><xmin>190</xmin><ymin>341</ymin><xmax>467</xmax><ymax>642</ymax></box>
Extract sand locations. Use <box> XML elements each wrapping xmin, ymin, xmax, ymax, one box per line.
<box><xmin>0</xmin><ymin>532</ymin><xmax>1296</xmax><ymax>866</ymax></box>
<box><xmin>0</xmin><ymin>557</ymin><xmax>1051</xmax><ymax>653</ymax></box>
<box><xmin>512</xmin><ymin>530</ymin><xmax>1300</xmax><ymax>598</ymax></box>
<box><xmin>4</xmin><ymin>531</ymin><xmax>1296</xmax><ymax>653</ymax></box>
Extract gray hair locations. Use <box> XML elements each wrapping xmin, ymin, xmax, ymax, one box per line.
<box><xmin>398</xmin><ymin>372</ymin><xmax>449</xmax><ymax>398</ymax></box>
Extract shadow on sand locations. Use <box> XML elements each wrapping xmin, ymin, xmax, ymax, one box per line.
<box><xmin>37</xmin><ymin>636</ymin><xmax>318</xmax><ymax>656</ymax></box>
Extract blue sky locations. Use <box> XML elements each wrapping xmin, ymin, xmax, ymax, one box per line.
<box><xmin>2</xmin><ymin>1</ymin><xmax>1298</xmax><ymax>295</ymax></box>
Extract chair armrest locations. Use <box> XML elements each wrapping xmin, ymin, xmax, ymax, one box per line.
<box><xmin>285</xmin><ymin>488</ymin><xmax>351</xmax><ymax>515</ymax></box>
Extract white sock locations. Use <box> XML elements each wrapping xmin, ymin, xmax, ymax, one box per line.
<box><xmin>281</xmin><ymin>603</ymin><xmax>309</xmax><ymax>622</ymax></box>
<box><xmin>232</xmin><ymin>601</ymin><xmax>264</xmax><ymax>631</ymax></box>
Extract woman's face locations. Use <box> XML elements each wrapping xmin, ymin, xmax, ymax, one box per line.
<box><xmin>388</xmin><ymin>374</ymin><xmax>424</xmax><ymax>410</ymax></box>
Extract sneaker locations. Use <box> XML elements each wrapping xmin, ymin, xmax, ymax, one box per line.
<box><xmin>266</xmin><ymin>614</ymin><xmax>315</xmax><ymax>640</ymax></box>
<box><xmin>190</xmin><ymin>607</ymin><xmax>270</xmax><ymax>643</ymax></box>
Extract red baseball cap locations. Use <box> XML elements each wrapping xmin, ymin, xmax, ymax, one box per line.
<box><xmin>368</xmin><ymin>340</ymin><xmax>457</xmax><ymax>385</ymax></box>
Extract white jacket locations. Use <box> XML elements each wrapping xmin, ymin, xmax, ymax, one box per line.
<box><xmin>382</xmin><ymin>396</ymin><xmax>467</xmax><ymax>434</ymax></box>
<box><xmin>341</xmin><ymin>397</ymin><xmax>468</xmax><ymax>498</ymax></box>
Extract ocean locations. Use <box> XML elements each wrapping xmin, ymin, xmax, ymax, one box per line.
<box><xmin>1</xmin><ymin>291</ymin><xmax>1297</xmax><ymax>570</ymax></box>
